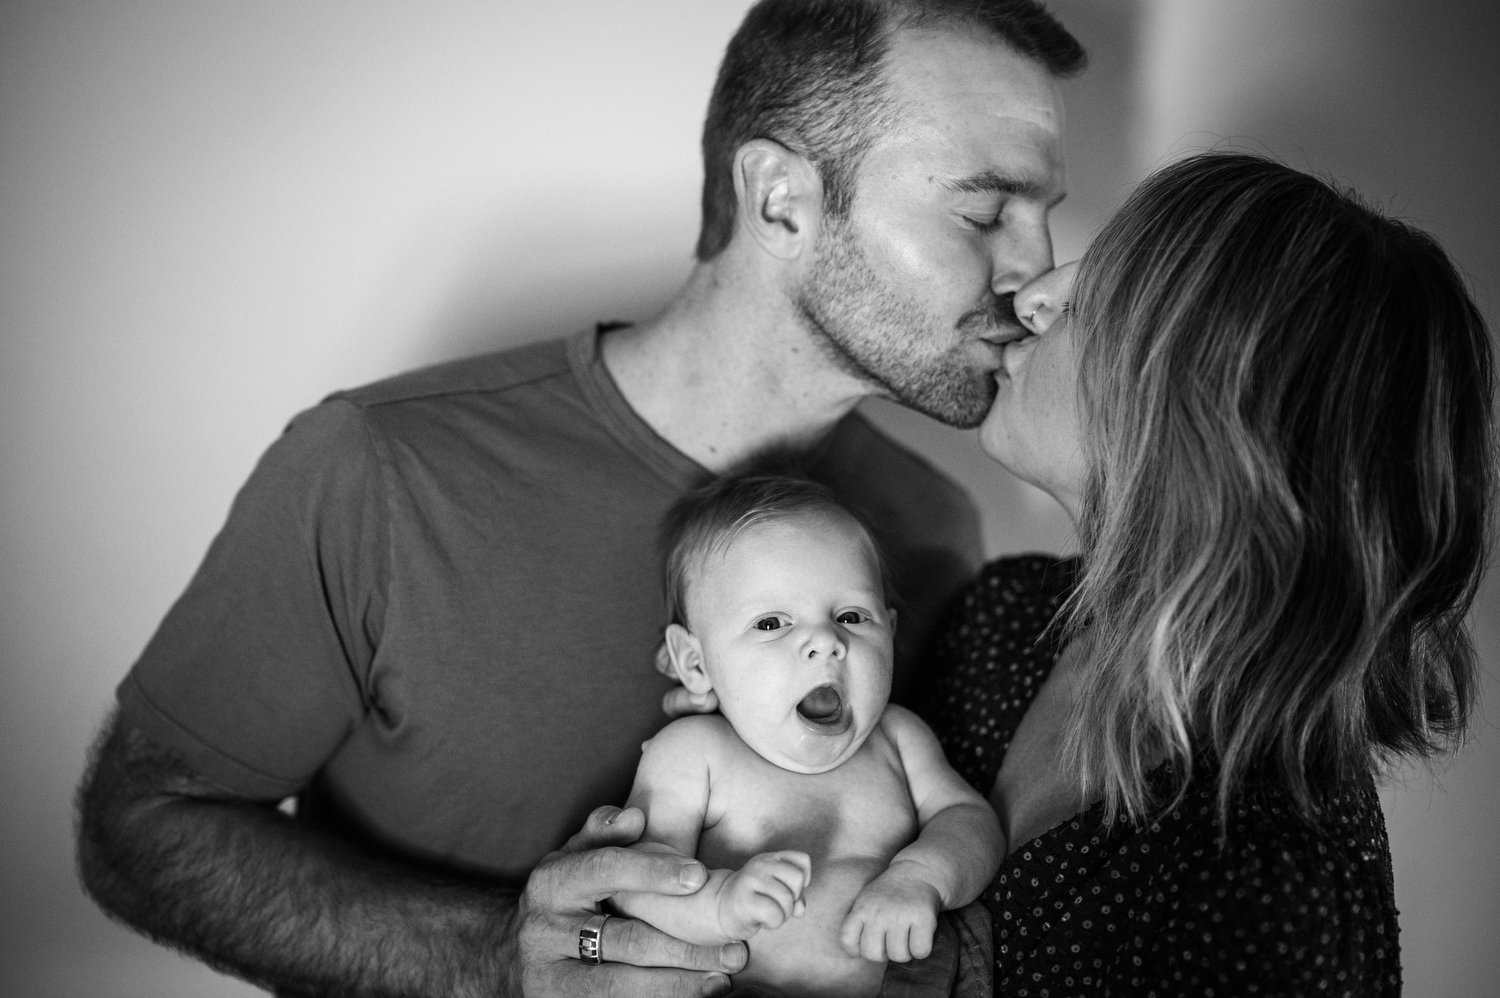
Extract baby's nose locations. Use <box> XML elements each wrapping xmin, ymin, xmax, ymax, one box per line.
<box><xmin>803</xmin><ymin>623</ymin><xmax>847</xmax><ymax>660</ymax></box>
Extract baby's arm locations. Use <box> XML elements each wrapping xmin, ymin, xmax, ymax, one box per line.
<box><xmin>840</xmin><ymin>705</ymin><xmax>1004</xmax><ymax>963</ymax></box>
<box><xmin>613</xmin><ymin>716</ymin><xmax>810</xmax><ymax>945</ymax></box>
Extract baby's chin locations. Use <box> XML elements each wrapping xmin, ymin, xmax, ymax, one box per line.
<box><xmin>756</xmin><ymin>719</ymin><xmax>875</xmax><ymax>775</ymax></box>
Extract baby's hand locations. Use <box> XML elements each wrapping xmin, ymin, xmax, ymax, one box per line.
<box><xmin>717</xmin><ymin>850</ymin><xmax>812</xmax><ymax>940</ymax></box>
<box><xmin>839</xmin><ymin>868</ymin><xmax>941</xmax><ymax>963</ymax></box>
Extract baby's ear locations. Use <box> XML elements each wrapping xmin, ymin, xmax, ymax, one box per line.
<box><xmin>664</xmin><ymin>623</ymin><xmax>713</xmax><ymax>695</ymax></box>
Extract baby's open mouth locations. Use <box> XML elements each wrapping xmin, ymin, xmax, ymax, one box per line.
<box><xmin>795</xmin><ymin>684</ymin><xmax>851</xmax><ymax>734</ymax></box>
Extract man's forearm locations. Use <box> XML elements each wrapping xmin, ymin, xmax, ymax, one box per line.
<box><xmin>77</xmin><ymin>720</ymin><xmax>519</xmax><ymax>998</ymax></box>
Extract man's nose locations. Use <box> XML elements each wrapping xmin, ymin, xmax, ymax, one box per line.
<box><xmin>991</xmin><ymin>217</ymin><xmax>1056</xmax><ymax>299</ymax></box>
<box><xmin>1014</xmin><ymin>260</ymin><xmax>1078</xmax><ymax>334</ymax></box>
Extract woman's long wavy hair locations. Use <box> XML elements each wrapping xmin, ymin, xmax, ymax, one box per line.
<box><xmin>1064</xmin><ymin>152</ymin><xmax>1495</xmax><ymax>828</ymax></box>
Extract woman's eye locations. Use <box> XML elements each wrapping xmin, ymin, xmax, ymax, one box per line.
<box><xmin>753</xmin><ymin>617</ymin><xmax>783</xmax><ymax>631</ymax></box>
<box><xmin>836</xmin><ymin>611</ymin><xmax>866</xmax><ymax>625</ymax></box>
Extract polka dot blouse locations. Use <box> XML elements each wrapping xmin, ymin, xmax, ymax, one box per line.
<box><xmin>920</xmin><ymin>556</ymin><xmax>1402</xmax><ymax>997</ymax></box>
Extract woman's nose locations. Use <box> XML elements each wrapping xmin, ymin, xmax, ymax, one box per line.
<box><xmin>1014</xmin><ymin>260</ymin><xmax>1079</xmax><ymax>334</ymax></box>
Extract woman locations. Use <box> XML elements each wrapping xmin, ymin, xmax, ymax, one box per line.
<box><xmin>922</xmin><ymin>152</ymin><xmax>1494</xmax><ymax>995</ymax></box>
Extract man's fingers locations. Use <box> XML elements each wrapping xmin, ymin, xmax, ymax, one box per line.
<box><xmin>661</xmin><ymin>686</ymin><xmax>720</xmax><ymax>718</ymax></box>
<box><xmin>602</xmin><ymin>915</ymin><xmax>748</xmax><ymax>973</ymax></box>
<box><xmin>555</xmin><ymin>963</ymin><xmax>733</xmax><ymax>998</ymax></box>
<box><xmin>540</xmin><ymin>845</ymin><xmax>707</xmax><ymax>907</ymax></box>
<box><xmin>561</xmin><ymin>806</ymin><xmax>645</xmax><ymax>854</ymax></box>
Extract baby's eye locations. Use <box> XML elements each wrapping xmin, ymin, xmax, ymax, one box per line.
<box><xmin>753</xmin><ymin>616</ymin><xmax>784</xmax><ymax>631</ymax></box>
<box><xmin>836</xmin><ymin>611</ymin><xmax>867</xmax><ymax>625</ymax></box>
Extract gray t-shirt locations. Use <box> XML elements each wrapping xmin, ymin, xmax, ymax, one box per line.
<box><xmin>118</xmin><ymin>327</ymin><xmax>981</xmax><ymax>881</ymax></box>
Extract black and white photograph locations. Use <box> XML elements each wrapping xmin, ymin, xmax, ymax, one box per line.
<box><xmin>3</xmin><ymin>2</ymin><xmax>1497</xmax><ymax>995</ymax></box>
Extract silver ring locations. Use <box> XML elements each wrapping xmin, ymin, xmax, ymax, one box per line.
<box><xmin>1026</xmin><ymin>308</ymin><xmax>1040</xmax><ymax>324</ymax></box>
<box><xmin>578</xmin><ymin>912</ymin><xmax>610</xmax><ymax>965</ymax></box>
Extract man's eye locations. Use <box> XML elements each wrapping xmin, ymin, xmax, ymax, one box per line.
<box><xmin>836</xmin><ymin>611</ymin><xmax>867</xmax><ymax>625</ymax></box>
<box><xmin>753</xmin><ymin>617</ymin><xmax>783</xmax><ymax>631</ymax></box>
<box><xmin>965</xmin><ymin>215</ymin><xmax>1003</xmax><ymax>235</ymax></box>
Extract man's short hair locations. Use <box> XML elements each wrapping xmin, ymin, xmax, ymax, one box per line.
<box><xmin>695</xmin><ymin>0</ymin><xmax>1087</xmax><ymax>260</ymax></box>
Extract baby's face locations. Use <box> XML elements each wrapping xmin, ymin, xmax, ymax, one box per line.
<box><xmin>685</xmin><ymin>510</ymin><xmax>895</xmax><ymax>774</ymax></box>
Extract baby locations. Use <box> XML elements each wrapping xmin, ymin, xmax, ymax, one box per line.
<box><xmin>614</xmin><ymin>472</ymin><xmax>1003</xmax><ymax>996</ymax></box>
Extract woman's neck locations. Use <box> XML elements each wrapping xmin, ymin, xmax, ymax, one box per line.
<box><xmin>989</xmin><ymin>632</ymin><xmax>1092</xmax><ymax>851</ymax></box>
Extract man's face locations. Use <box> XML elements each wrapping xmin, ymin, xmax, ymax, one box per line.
<box><xmin>684</xmin><ymin>511</ymin><xmax>895</xmax><ymax>774</ymax></box>
<box><xmin>795</xmin><ymin>28</ymin><xmax>1067</xmax><ymax>428</ymax></box>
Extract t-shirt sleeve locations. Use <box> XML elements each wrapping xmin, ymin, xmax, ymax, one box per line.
<box><xmin>116</xmin><ymin>399</ymin><xmax>387</xmax><ymax>798</ymax></box>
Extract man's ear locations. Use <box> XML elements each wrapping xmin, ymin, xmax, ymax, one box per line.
<box><xmin>664</xmin><ymin>623</ymin><xmax>714</xmax><ymax>695</ymax></box>
<box><xmin>732</xmin><ymin>138</ymin><xmax>822</xmax><ymax>260</ymax></box>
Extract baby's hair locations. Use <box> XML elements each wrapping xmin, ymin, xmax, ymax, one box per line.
<box><xmin>661</xmin><ymin>466</ymin><xmax>887</xmax><ymax>628</ymax></box>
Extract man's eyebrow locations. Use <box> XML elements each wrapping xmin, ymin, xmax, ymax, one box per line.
<box><xmin>938</xmin><ymin>170</ymin><xmax>1066</xmax><ymax>205</ymax></box>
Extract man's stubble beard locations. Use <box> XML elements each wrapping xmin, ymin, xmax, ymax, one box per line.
<box><xmin>792</xmin><ymin>214</ymin><xmax>1004</xmax><ymax>430</ymax></box>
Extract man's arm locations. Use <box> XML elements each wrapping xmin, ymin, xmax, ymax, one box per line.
<box><xmin>76</xmin><ymin>711</ymin><xmax>743</xmax><ymax>997</ymax></box>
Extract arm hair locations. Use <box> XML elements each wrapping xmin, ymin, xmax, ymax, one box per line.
<box><xmin>75</xmin><ymin>710</ymin><xmax>518</xmax><ymax>998</ymax></box>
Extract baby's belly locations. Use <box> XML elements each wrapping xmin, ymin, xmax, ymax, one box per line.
<box><xmin>732</xmin><ymin>855</ymin><xmax>888</xmax><ymax>998</ymax></box>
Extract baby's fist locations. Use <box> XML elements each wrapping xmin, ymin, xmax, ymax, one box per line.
<box><xmin>718</xmin><ymin>850</ymin><xmax>812</xmax><ymax>939</ymax></box>
<box><xmin>839</xmin><ymin>871</ymin><xmax>941</xmax><ymax>963</ymax></box>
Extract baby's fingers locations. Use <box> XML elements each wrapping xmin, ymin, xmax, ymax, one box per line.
<box><xmin>838</xmin><ymin>910</ymin><xmax>870</xmax><ymax>958</ymax></box>
<box><xmin>764</xmin><ymin>850</ymin><xmax>811</xmax><ymax>899</ymax></box>
<box><xmin>740</xmin><ymin>888</ymin><xmax>798</xmax><ymax>931</ymax></box>
<box><xmin>881</xmin><ymin>924</ymin><xmax>912</xmax><ymax>964</ymax></box>
<box><xmin>906</xmin><ymin>918</ymin><xmax>936</xmax><ymax>961</ymax></box>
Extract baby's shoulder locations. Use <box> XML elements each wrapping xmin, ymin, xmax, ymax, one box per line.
<box><xmin>642</xmin><ymin>713</ymin><xmax>739</xmax><ymax>757</ymax></box>
<box><xmin>875</xmin><ymin>702</ymin><xmax>937</xmax><ymax>744</ymax></box>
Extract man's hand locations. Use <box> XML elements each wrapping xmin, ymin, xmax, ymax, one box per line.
<box><xmin>838</xmin><ymin>867</ymin><xmax>941</xmax><ymax>964</ymax></box>
<box><xmin>717</xmin><ymin>850</ymin><xmax>811</xmax><ymax>940</ymax></box>
<box><xmin>511</xmin><ymin>805</ymin><xmax>747</xmax><ymax>996</ymax></box>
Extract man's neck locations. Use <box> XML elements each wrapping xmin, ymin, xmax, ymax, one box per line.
<box><xmin>601</xmin><ymin>264</ymin><xmax>871</xmax><ymax>473</ymax></box>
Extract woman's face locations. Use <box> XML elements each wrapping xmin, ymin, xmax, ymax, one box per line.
<box><xmin>979</xmin><ymin>261</ymin><xmax>1087</xmax><ymax>520</ymax></box>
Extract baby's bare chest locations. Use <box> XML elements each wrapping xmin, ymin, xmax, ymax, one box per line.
<box><xmin>697</xmin><ymin>743</ymin><xmax>917</xmax><ymax>871</ymax></box>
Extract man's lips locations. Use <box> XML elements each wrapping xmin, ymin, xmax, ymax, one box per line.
<box><xmin>979</xmin><ymin>320</ymin><xmax>1030</xmax><ymax>347</ymax></box>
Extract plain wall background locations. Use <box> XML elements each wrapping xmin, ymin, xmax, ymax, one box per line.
<box><xmin>2</xmin><ymin>2</ymin><xmax>1495</xmax><ymax>995</ymax></box>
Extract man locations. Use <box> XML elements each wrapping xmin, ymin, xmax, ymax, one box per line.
<box><xmin>76</xmin><ymin>1</ymin><xmax>1083</xmax><ymax>995</ymax></box>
